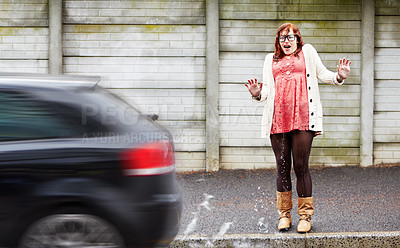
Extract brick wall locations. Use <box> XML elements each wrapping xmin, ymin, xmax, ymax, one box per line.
<box><xmin>0</xmin><ymin>0</ymin><xmax>48</xmax><ymax>73</ymax></box>
<box><xmin>62</xmin><ymin>0</ymin><xmax>206</xmax><ymax>171</ymax></box>
<box><xmin>374</xmin><ymin>0</ymin><xmax>400</xmax><ymax>164</ymax></box>
<box><xmin>63</xmin><ymin>0</ymin><xmax>204</xmax><ymax>25</ymax></box>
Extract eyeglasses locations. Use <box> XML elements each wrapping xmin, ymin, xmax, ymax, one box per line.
<box><xmin>279</xmin><ymin>34</ymin><xmax>297</xmax><ymax>42</ymax></box>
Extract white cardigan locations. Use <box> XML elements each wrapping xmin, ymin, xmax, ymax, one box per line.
<box><xmin>257</xmin><ymin>44</ymin><xmax>344</xmax><ymax>138</ymax></box>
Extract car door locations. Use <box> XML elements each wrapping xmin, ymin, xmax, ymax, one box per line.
<box><xmin>0</xmin><ymin>89</ymin><xmax>78</xmax><ymax>221</ymax></box>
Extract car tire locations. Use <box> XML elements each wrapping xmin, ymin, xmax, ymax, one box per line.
<box><xmin>18</xmin><ymin>211</ymin><xmax>126</xmax><ymax>248</ymax></box>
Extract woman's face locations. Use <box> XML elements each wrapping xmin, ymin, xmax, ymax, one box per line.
<box><xmin>279</xmin><ymin>28</ymin><xmax>297</xmax><ymax>56</ymax></box>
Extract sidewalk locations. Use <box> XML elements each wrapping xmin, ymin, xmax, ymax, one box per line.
<box><xmin>170</xmin><ymin>166</ymin><xmax>400</xmax><ymax>247</ymax></box>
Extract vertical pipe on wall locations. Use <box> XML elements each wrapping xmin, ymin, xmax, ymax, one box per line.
<box><xmin>49</xmin><ymin>0</ymin><xmax>63</xmax><ymax>74</ymax></box>
<box><xmin>360</xmin><ymin>0</ymin><xmax>375</xmax><ymax>167</ymax></box>
<box><xmin>206</xmin><ymin>0</ymin><xmax>220</xmax><ymax>171</ymax></box>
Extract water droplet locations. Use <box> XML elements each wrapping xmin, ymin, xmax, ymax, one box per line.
<box><xmin>258</xmin><ymin>217</ymin><xmax>269</xmax><ymax>233</ymax></box>
<box><xmin>183</xmin><ymin>193</ymin><xmax>214</xmax><ymax>237</ymax></box>
<box><xmin>183</xmin><ymin>217</ymin><xmax>198</xmax><ymax>237</ymax></box>
<box><xmin>214</xmin><ymin>222</ymin><xmax>233</xmax><ymax>240</ymax></box>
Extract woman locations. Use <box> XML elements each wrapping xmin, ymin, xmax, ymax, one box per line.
<box><xmin>245</xmin><ymin>23</ymin><xmax>351</xmax><ymax>233</ymax></box>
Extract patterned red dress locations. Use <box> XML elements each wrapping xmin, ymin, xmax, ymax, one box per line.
<box><xmin>270</xmin><ymin>50</ymin><xmax>309</xmax><ymax>134</ymax></box>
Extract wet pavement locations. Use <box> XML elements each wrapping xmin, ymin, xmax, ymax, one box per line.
<box><xmin>171</xmin><ymin>166</ymin><xmax>400</xmax><ymax>246</ymax></box>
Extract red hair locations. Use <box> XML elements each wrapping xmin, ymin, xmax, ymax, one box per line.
<box><xmin>273</xmin><ymin>23</ymin><xmax>304</xmax><ymax>62</ymax></box>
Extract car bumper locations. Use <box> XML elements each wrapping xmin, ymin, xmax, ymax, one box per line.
<box><xmin>124</xmin><ymin>192</ymin><xmax>183</xmax><ymax>248</ymax></box>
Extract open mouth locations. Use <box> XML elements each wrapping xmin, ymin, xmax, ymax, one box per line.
<box><xmin>284</xmin><ymin>45</ymin><xmax>291</xmax><ymax>49</ymax></box>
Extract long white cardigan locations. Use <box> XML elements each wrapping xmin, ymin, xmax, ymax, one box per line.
<box><xmin>257</xmin><ymin>44</ymin><xmax>344</xmax><ymax>138</ymax></box>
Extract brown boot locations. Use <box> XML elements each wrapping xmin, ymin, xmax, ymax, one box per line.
<box><xmin>297</xmin><ymin>196</ymin><xmax>314</xmax><ymax>233</ymax></box>
<box><xmin>276</xmin><ymin>191</ymin><xmax>292</xmax><ymax>231</ymax></box>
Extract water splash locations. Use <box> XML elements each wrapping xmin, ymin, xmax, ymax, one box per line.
<box><xmin>215</xmin><ymin>222</ymin><xmax>233</xmax><ymax>240</ymax></box>
<box><xmin>280</xmin><ymin>133</ymin><xmax>286</xmax><ymax>164</ymax></box>
<box><xmin>203</xmin><ymin>222</ymin><xmax>234</xmax><ymax>247</ymax></box>
<box><xmin>253</xmin><ymin>185</ymin><xmax>272</xmax><ymax>234</ymax></box>
<box><xmin>200</xmin><ymin>193</ymin><xmax>214</xmax><ymax>211</ymax></box>
<box><xmin>258</xmin><ymin>217</ymin><xmax>269</xmax><ymax>233</ymax></box>
<box><xmin>184</xmin><ymin>194</ymin><xmax>235</xmax><ymax>247</ymax></box>
<box><xmin>254</xmin><ymin>185</ymin><xmax>267</xmax><ymax>212</ymax></box>
<box><xmin>183</xmin><ymin>193</ymin><xmax>214</xmax><ymax>237</ymax></box>
<box><xmin>183</xmin><ymin>216</ymin><xmax>198</xmax><ymax>237</ymax></box>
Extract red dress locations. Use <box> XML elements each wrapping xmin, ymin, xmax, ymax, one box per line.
<box><xmin>270</xmin><ymin>50</ymin><xmax>309</xmax><ymax>134</ymax></box>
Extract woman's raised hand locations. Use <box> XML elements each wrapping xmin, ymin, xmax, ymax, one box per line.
<box><xmin>337</xmin><ymin>58</ymin><xmax>351</xmax><ymax>81</ymax></box>
<box><xmin>245</xmin><ymin>78</ymin><xmax>263</xmax><ymax>97</ymax></box>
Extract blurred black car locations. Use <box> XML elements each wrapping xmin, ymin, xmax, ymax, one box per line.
<box><xmin>0</xmin><ymin>73</ymin><xmax>182</xmax><ymax>248</ymax></box>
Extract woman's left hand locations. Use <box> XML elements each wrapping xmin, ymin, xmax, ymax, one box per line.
<box><xmin>337</xmin><ymin>58</ymin><xmax>351</xmax><ymax>81</ymax></box>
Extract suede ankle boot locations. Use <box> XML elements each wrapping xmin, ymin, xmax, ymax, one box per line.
<box><xmin>297</xmin><ymin>196</ymin><xmax>314</xmax><ymax>233</ymax></box>
<box><xmin>276</xmin><ymin>191</ymin><xmax>292</xmax><ymax>231</ymax></box>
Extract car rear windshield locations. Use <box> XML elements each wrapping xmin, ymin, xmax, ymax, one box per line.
<box><xmin>79</xmin><ymin>86</ymin><xmax>142</xmax><ymax>131</ymax></box>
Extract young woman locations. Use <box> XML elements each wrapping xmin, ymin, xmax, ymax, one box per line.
<box><xmin>245</xmin><ymin>23</ymin><xmax>351</xmax><ymax>233</ymax></box>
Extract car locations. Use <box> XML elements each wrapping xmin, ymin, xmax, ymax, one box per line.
<box><xmin>0</xmin><ymin>72</ymin><xmax>182</xmax><ymax>248</ymax></box>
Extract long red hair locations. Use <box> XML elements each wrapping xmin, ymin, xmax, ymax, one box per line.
<box><xmin>273</xmin><ymin>23</ymin><xmax>304</xmax><ymax>62</ymax></box>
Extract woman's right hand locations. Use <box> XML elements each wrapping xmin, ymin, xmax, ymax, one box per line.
<box><xmin>245</xmin><ymin>78</ymin><xmax>263</xmax><ymax>97</ymax></box>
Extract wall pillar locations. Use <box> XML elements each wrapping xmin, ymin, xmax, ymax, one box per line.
<box><xmin>360</xmin><ymin>0</ymin><xmax>375</xmax><ymax>167</ymax></box>
<box><xmin>49</xmin><ymin>0</ymin><xmax>63</xmax><ymax>74</ymax></box>
<box><xmin>205</xmin><ymin>0</ymin><xmax>219</xmax><ymax>171</ymax></box>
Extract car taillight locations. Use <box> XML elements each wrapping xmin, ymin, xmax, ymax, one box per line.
<box><xmin>120</xmin><ymin>140</ymin><xmax>175</xmax><ymax>176</ymax></box>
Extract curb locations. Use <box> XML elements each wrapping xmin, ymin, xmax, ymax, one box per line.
<box><xmin>170</xmin><ymin>231</ymin><xmax>400</xmax><ymax>247</ymax></box>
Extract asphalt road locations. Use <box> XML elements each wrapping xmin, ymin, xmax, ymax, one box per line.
<box><xmin>176</xmin><ymin>166</ymin><xmax>400</xmax><ymax>238</ymax></box>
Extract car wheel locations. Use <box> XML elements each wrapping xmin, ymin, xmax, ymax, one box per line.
<box><xmin>18</xmin><ymin>213</ymin><xmax>125</xmax><ymax>248</ymax></box>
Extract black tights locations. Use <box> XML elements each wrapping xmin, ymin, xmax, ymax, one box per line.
<box><xmin>270</xmin><ymin>130</ymin><xmax>314</xmax><ymax>197</ymax></box>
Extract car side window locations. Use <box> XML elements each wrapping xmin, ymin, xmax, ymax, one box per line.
<box><xmin>0</xmin><ymin>91</ymin><xmax>74</xmax><ymax>141</ymax></box>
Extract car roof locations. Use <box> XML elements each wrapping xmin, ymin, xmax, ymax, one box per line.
<box><xmin>0</xmin><ymin>72</ymin><xmax>100</xmax><ymax>89</ymax></box>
